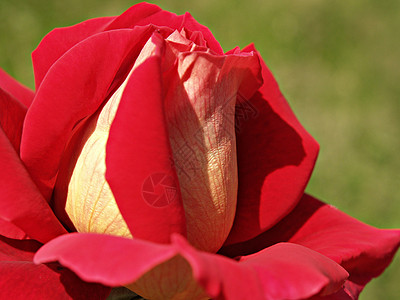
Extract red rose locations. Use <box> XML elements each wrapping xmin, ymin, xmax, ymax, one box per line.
<box><xmin>1</xmin><ymin>3</ymin><xmax>399</xmax><ymax>299</ymax></box>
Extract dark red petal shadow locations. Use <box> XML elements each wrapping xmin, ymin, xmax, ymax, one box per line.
<box><xmin>0</xmin><ymin>128</ymin><xmax>67</xmax><ymax>244</ymax></box>
<box><xmin>220</xmin><ymin>194</ymin><xmax>400</xmax><ymax>299</ymax></box>
<box><xmin>0</xmin><ymin>235</ymin><xmax>110</xmax><ymax>300</ymax></box>
<box><xmin>22</xmin><ymin>28</ymin><xmax>160</xmax><ymax>202</ymax></box>
<box><xmin>0</xmin><ymin>87</ymin><xmax>27</xmax><ymax>153</ymax></box>
<box><xmin>225</xmin><ymin>45</ymin><xmax>320</xmax><ymax>245</ymax></box>
<box><xmin>106</xmin><ymin>33</ymin><xmax>186</xmax><ymax>244</ymax></box>
<box><xmin>35</xmin><ymin>233</ymin><xmax>348</xmax><ymax>300</ymax></box>
<box><xmin>308</xmin><ymin>288</ymin><xmax>354</xmax><ymax>300</ymax></box>
<box><xmin>32</xmin><ymin>16</ymin><xmax>115</xmax><ymax>89</ymax></box>
<box><xmin>0</xmin><ymin>68</ymin><xmax>34</xmax><ymax>107</ymax></box>
<box><xmin>0</xmin><ymin>81</ymin><xmax>31</xmax><ymax>241</ymax></box>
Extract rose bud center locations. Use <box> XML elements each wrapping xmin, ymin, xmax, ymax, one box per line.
<box><xmin>61</xmin><ymin>29</ymin><xmax>260</xmax><ymax>253</ymax></box>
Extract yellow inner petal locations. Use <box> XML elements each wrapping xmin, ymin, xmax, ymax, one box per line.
<box><xmin>65</xmin><ymin>75</ymin><xmax>132</xmax><ymax>237</ymax></box>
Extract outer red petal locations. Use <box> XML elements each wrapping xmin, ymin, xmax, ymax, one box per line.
<box><xmin>0</xmin><ymin>68</ymin><xmax>34</xmax><ymax>107</ymax></box>
<box><xmin>0</xmin><ymin>219</ymin><xmax>27</xmax><ymax>240</ymax></box>
<box><xmin>34</xmin><ymin>233</ymin><xmax>178</xmax><ymax>287</ymax></box>
<box><xmin>0</xmin><ymin>128</ymin><xmax>67</xmax><ymax>243</ymax></box>
<box><xmin>32</xmin><ymin>16</ymin><xmax>115</xmax><ymax>90</ymax></box>
<box><xmin>106</xmin><ymin>33</ymin><xmax>186</xmax><ymax>244</ymax></box>
<box><xmin>35</xmin><ymin>233</ymin><xmax>348</xmax><ymax>300</ymax></box>
<box><xmin>0</xmin><ymin>87</ymin><xmax>27</xmax><ymax>153</ymax></box>
<box><xmin>225</xmin><ymin>45</ymin><xmax>320</xmax><ymax>245</ymax></box>
<box><xmin>21</xmin><ymin>28</ymin><xmax>159</xmax><ymax>202</ymax></box>
<box><xmin>32</xmin><ymin>3</ymin><xmax>223</xmax><ymax>92</ymax></box>
<box><xmin>106</xmin><ymin>3</ymin><xmax>224</xmax><ymax>54</ymax></box>
<box><xmin>179</xmin><ymin>12</ymin><xmax>224</xmax><ymax>54</ymax></box>
<box><xmin>177</xmin><ymin>238</ymin><xmax>348</xmax><ymax>300</ymax></box>
<box><xmin>220</xmin><ymin>194</ymin><xmax>400</xmax><ymax>299</ymax></box>
<box><xmin>0</xmin><ymin>235</ymin><xmax>110</xmax><ymax>300</ymax></box>
<box><xmin>105</xmin><ymin>2</ymin><xmax>171</xmax><ymax>30</ymax></box>
<box><xmin>32</xmin><ymin>2</ymin><xmax>177</xmax><ymax>91</ymax></box>
<box><xmin>0</xmin><ymin>77</ymin><xmax>31</xmax><ymax>241</ymax></box>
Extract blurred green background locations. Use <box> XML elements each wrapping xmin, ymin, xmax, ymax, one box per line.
<box><xmin>0</xmin><ymin>0</ymin><xmax>399</xmax><ymax>299</ymax></box>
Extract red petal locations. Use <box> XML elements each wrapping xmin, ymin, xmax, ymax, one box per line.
<box><xmin>32</xmin><ymin>2</ymin><xmax>224</xmax><ymax>92</ymax></box>
<box><xmin>179</xmin><ymin>12</ymin><xmax>224</xmax><ymax>54</ymax></box>
<box><xmin>225</xmin><ymin>45</ymin><xmax>319</xmax><ymax>245</ymax></box>
<box><xmin>0</xmin><ymin>86</ymin><xmax>30</xmax><ymax>240</ymax></box>
<box><xmin>175</xmin><ymin>237</ymin><xmax>348</xmax><ymax>300</ymax></box>
<box><xmin>0</xmin><ymin>128</ymin><xmax>67</xmax><ymax>243</ymax></box>
<box><xmin>32</xmin><ymin>16</ymin><xmax>115</xmax><ymax>90</ymax></box>
<box><xmin>0</xmin><ymin>235</ymin><xmax>110</xmax><ymax>300</ymax></box>
<box><xmin>0</xmin><ymin>68</ymin><xmax>34</xmax><ymax>107</ymax></box>
<box><xmin>105</xmin><ymin>3</ymin><xmax>169</xmax><ymax>30</ymax></box>
<box><xmin>34</xmin><ymin>233</ymin><xmax>178</xmax><ymax>286</ymax></box>
<box><xmin>34</xmin><ymin>233</ymin><xmax>347</xmax><ymax>300</ymax></box>
<box><xmin>106</xmin><ymin>33</ymin><xmax>186</xmax><ymax>244</ymax></box>
<box><xmin>307</xmin><ymin>288</ymin><xmax>354</xmax><ymax>300</ymax></box>
<box><xmin>0</xmin><ymin>219</ymin><xmax>27</xmax><ymax>240</ymax></box>
<box><xmin>0</xmin><ymin>87</ymin><xmax>27</xmax><ymax>153</ymax></box>
<box><xmin>221</xmin><ymin>194</ymin><xmax>400</xmax><ymax>299</ymax></box>
<box><xmin>22</xmin><ymin>28</ymin><xmax>159</xmax><ymax>201</ymax></box>
<box><xmin>106</xmin><ymin>3</ymin><xmax>224</xmax><ymax>54</ymax></box>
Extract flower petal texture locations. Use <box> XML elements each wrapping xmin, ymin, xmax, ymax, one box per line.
<box><xmin>224</xmin><ymin>45</ymin><xmax>320</xmax><ymax>245</ymax></box>
<box><xmin>0</xmin><ymin>122</ymin><xmax>67</xmax><ymax>244</ymax></box>
<box><xmin>0</xmin><ymin>68</ymin><xmax>34</xmax><ymax>107</ymax></box>
<box><xmin>0</xmin><ymin>236</ymin><xmax>110</xmax><ymax>300</ymax></box>
<box><xmin>220</xmin><ymin>194</ymin><xmax>400</xmax><ymax>299</ymax></box>
<box><xmin>35</xmin><ymin>232</ymin><xmax>348</xmax><ymax>300</ymax></box>
<box><xmin>105</xmin><ymin>32</ymin><xmax>187</xmax><ymax>244</ymax></box>
<box><xmin>160</xmin><ymin>32</ymin><xmax>262</xmax><ymax>251</ymax></box>
<box><xmin>32</xmin><ymin>16</ymin><xmax>116</xmax><ymax>90</ymax></box>
<box><xmin>64</xmin><ymin>30</ymin><xmax>169</xmax><ymax>239</ymax></box>
<box><xmin>0</xmin><ymin>219</ymin><xmax>27</xmax><ymax>241</ymax></box>
<box><xmin>0</xmin><ymin>80</ymin><xmax>27</xmax><ymax>153</ymax></box>
<box><xmin>0</xmin><ymin>2</ymin><xmax>398</xmax><ymax>300</ymax></box>
<box><xmin>22</xmin><ymin>27</ymin><xmax>165</xmax><ymax>201</ymax></box>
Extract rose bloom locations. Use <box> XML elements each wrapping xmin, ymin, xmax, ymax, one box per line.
<box><xmin>0</xmin><ymin>3</ymin><xmax>399</xmax><ymax>300</ymax></box>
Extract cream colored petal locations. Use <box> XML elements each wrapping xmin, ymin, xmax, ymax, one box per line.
<box><xmin>164</xmin><ymin>49</ymin><xmax>251</xmax><ymax>252</ymax></box>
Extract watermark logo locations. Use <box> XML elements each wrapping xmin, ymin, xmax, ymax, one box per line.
<box><xmin>141</xmin><ymin>172</ymin><xmax>178</xmax><ymax>207</ymax></box>
<box><xmin>233</xmin><ymin>92</ymin><xmax>259</xmax><ymax>133</ymax></box>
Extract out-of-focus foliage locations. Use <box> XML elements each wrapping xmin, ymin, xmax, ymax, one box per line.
<box><xmin>0</xmin><ymin>1</ymin><xmax>399</xmax><ymax>299</ymax></box>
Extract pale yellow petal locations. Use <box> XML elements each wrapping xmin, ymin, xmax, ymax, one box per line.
<box><xmin>164</xmin><ymin>49</ymin><xmax>248</xmax><ymax>252</ymax></box>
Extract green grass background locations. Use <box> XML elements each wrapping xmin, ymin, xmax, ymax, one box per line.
<box><xmin>1</xmin><ymin>1</ymin><xmax>399</xmax><ymax>299</ymax></box>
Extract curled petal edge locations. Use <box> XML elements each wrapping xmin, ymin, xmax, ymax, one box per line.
<box><xmin>34</xmin><ymin>233</ymin><xmax>348</xmax><ymax>300</ymax></box>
